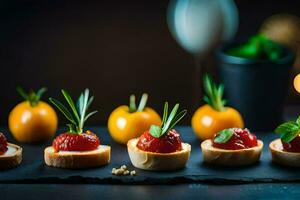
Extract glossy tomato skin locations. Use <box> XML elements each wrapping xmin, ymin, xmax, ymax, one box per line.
<box><xmin>0</xmin><ymin>133</ymin><xmax>8</xmax><ymax>155</ymax></box>
<box><xmin>52</xmin><ymin>131</ymin><xmax>100</xmax><ymax>152</ymax></box>
<box><xmin>192</xmin><ymin>105</ymin><xmax>244</xmax><ymax>140</ymax></box>
<box><xmin>136</xmin><ymin>129</ymin><xmax>182</xmax><ymax>153</ymax></box>
<box><xmin>282</xmin><ymin>136</ymin><xmax>300</xmax><ymax>152</ymax></box>
<box><xmin>9</xmin><ymin>101</ymin><xmax>58</xmax><ymax>143</ymax></box>
<box><xmin>108</xmin><ymin>106</ymin><xmax>161</xmax><ymax>144</ymax></box>
<box><xmin>213</xmin><ymin>128</ymin><xmax>258</xmax><ymax>150</ymax></box>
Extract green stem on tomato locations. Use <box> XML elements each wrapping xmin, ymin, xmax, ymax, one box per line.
<box><xmin>17</xmin><ymin>87</ymin><xmax>47</xmax><ymax>107</ymax></box>
<box><xmin>203</xmin><ymin>74</ymin><xmax>226</xmax><ymax>112</ymax></box>
<box><xmin>129</xmin><ymin>95</ymin><xmax>136</xmax><ymax>113</ymax></box>
<box><xmin>129</xmin><ymin>93</ymin><xmax>148</xmax><ymax>113</ymax></box>
<box><xmin>137</xmin><ymin>93</ymin><xmax>148</xmax><ymax>111</ymax></box>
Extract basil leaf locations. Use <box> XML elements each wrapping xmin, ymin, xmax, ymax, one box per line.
<box><xmin>275</xmin><ymin>122</ymin><xmax>299</xmax><ymax>134</ymax></box>
<box><xmin>214</xmin><ymin>129</ymin><xmax>234</xmax><ymax>144</ymax></box>
<box><xmin>281</xmin><ymin>132</ymin><xmax>299</xmax><ymax>143</ymax></box>
<box><xmin>149</xmin><ymin>125</ymin><xmax>162</xmax><ymax>138</ymax></box>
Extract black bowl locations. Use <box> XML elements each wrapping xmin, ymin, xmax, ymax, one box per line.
<box><xmin>216</xmin><ymin>43</ymin><xmax>295</xmax><ymax>131</ymax></box>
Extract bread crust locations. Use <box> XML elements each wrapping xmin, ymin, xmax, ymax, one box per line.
<box><xmin>0</xmin><ymin>143</ymin><xmax>22</xmax><ymax>170</ymax></box>
<box><xmin>201</xmin><ymin>139</ymin><xmax>263</xmax><ymax>166</ymax></box>
<box><xmin>270</xmin><ymin>138</ymin><xmax>300</xmax><ymax>167</ymax></box>
<box><xmin>127</xmin><ymin>138</ymin><xmax>191</xmax><ymax>171</ymax></box>
<box><xmin>44</xmin><ymin>145</ymin><xmax>111</xmax><ymax>169</ymax></box>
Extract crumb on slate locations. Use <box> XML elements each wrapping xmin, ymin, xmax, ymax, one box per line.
<box><xmin>111</xmin><ymin>165</ymin><xmax>136</xmax><ymax>176</ymax></box>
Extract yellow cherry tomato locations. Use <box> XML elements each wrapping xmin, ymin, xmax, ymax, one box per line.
<box><xmin>192</xmin><ymin>74</ymin><xmax>244</xmax><ymax>140</ymax></box>
<box><xmin>9</xmin><ymin>87</ymin><xmax>58</xmax><ymax>143</ymax></box>
<box><xmin>192</xmin><ymin>104</ymin><xmax>244</xmax><ymax>140</ymax></box>
<box><xmin>108</xmin><ymin>94</ymin><xmax>161</xmax><ymax>144</ymax></box>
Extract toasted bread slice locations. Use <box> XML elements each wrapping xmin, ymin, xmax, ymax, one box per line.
<box><xmin>269</xmin><ymin>139</ymin><xmax>300</xmax><ymax>167</ymax></box>
<box><xmin>201</xmin><ymin>139</ymin><xmax>263</xmax><ymax>166</ymax></box>
<box><xmin>0</xmin><ymin>143</ymin><xmax>22</xmax><ymax>170</ymax></box>
<box><xmin>127</xmin><ymin>138</ymin><xmax>191</xmax><ymax>171</ymax></box>
<box><xmin>44</xmin><ymin>145</ymin><xmax>111</xmax><ymax>169</ymax></box>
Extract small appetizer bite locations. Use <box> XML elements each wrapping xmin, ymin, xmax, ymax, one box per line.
<box><xmin>127</xmin><ymin>102</ymin><xmax>191</xmax><ymax>171</ymax></box>
<box><xmin>108</xmin><ymin>93</ymin><xmax>161</xmax><ymax>144</ymax></box>
<box><xmin>192</xmin><ymin>74</ymin><xmax>244</xmax><ymax>140</ymax></box>
<box><xmin>44</xmin><ymin>89</ymin><xmax>110</xmax><ymax>169</ymax></box>
<box><xmin>9</xmin><ymin>87</ymin><xmax>58</xmax><ymax>143</ymax></box>
<box><xmin>201</xmin><ymin>128</ymin><xmax>263</xmax><ymax>166</ymax></box>
<box><xmin>0</xmin><ymin>132</ymin><xmax>22</xmax><ymax>170</ymax></box>
<box><xmin>270</xmin><ymin>116</ymin><xmax>300</xmax><ymax>167</ymax></box>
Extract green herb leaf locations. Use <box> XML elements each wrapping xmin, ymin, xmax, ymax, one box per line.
<box><xmin>168</xmin><ymin>109</ymin><xmax>187</xmax><ymax>131</ymax></box>
<box><xmin>84</xmin><ymin>110</ymin><xmax>98</xmax><ymax>122</ymax></box>
<box><xmin>149</xmin><ymin>102</ymin><xmax>186</xmax><ymax>138</ymax></box>
<box><xmin>227</xmin><ymin>34</ymin><xmax>282</xmax><ymax>62</ymax></box>
<box><xmin>162</xmin><ymin>103</ymin><xmax>179</xmax><ymax>134</ymax></box>
<box><xmin>296</xmin><ymin>116</ymin><xmax>300</xmax><ymax>126</ymax></box>
<box><xmin>274</xmin><ymin>119</ymin><xmax>300</xmax><ymax>143</ymax></box>
<box><xmin>161</xmin><ymin>102</ymin><xmax>168</xmax><ymax>125</ymax></box>
<box><xmin>274</xmin><ymin>122</ymin><xmax>299</xmax><ymax>134</ymax></box>
<box><xmin>214</xmin><ymin>129</ymin><xmax>234</xmax><ymax>143</ymax></box>
<box><xmin>149</xmin><ymin>125</ymin><xmax>162</xmax><ymax>138</ymax></box>
<box><xmin>76</xmin><ymin>93</ymin><xmax>84</xmax><ymax>116</ymax></box>
<box><xmin>280</xmin><ymin>132</ymin><xmax>299</xmax><ymax>143</ymax></box>
<box><xmin>86</xmin><ymin>96</ymin><xmax>94</xmax><ymax>111</ymax></box>
<box><xmin>67</xmin><ymin>124</ymin><xmax>77</xmax><ymax>133</ymax></box>
<box><xmin>49</xmin><ymin>97</ymin><xmax>76</xmax><ymax>124</ymax></box>
<box><xmin>49</xmin><ymin>89</ymin><xmax>97</xmax><ymax>134</ymax></box>
<box><xmin>61</xmin><ymin>90</ymin><xmax>80</xmax><ymax>123</ymax></box>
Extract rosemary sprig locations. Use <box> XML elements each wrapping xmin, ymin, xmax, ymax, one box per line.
<box><xmin>203</xmin><ymin>74</ymin><xmax>227</xmax><ymax>112</ymax></box>
<box><xmin>129</xmin><ymin>93</ymin><xmax>148</xmax><ymax>113</ymax></box>
<box><xmin>17</xmin><ymin>87</ymin><xmax>47</xmax><ymax>107</ymax></box>
<box><xmin>275</xmin><ymin>116</ymin><xmax>300</xmax><ymax>143</ymax></box>
<box><xmin>49</xmin><ymin>89</ymin><xmax>97</xmax><ymax>134</ymax></box>
<box><xmin>149</xmin><ymin>102</ymin><xmax>187</xmax><ymax>138</ymax></box>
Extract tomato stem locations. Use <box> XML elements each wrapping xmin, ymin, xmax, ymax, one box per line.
<box><xmin>129</xmin><ymin>93</ymin><xmax>148</xmax><ymax>113</ymax></box>
<box><xmin>129</xmin><ymin>95</ymin><xmax>137</xmax><ymax>113</ymax></box>
<box><xmin>17</xmin><ymin>87</ymin><xmax>46</xmax><ymax>107</ymax></box>
<box><xmin>137</xmin><ymin>93</ymin><xmax>148</xmax><ymax>112</ymax></box>
<box><xmin>203</xmin><ymin>74</ymin><xmax>226</xmax><ymax>112</ymax></box>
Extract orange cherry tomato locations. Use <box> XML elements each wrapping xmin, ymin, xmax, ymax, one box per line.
<box><xmin>108</xmin><ymin>94</ymin><xmax>161</xmax><ymax>144</ymax></box>
<box><xmin>8</xmin><ymin>87</ymin><xmax>58</xmax><ymax>143</ymax></box>
<box><xmin>9</xmin><ymin>101</ymin><xmax>58</xmax><ymax>143</ymax></box>
<box><xmin>191</xmin><ymin>104</ymin><xmax>244</xmax><ymax>140</ymax></box>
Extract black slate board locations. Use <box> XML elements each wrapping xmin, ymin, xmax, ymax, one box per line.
<box><xmin>0</xmin><ymin>126</ymin><xmax>299</xmax><ymax>184</ymax></box>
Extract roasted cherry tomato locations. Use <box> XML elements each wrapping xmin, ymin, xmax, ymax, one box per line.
<box><xmin>213</xmin><ymin>128</ymin><xmax>257</xmax><ymax>150</ymax></box>
<box><xmin>192</xmin><ymin>75</ymin><xmax>244</xmax><ymax>140</ymax></box>
<box><xmin>108</xmin><ymin>94</ymin><xmax>161</xmax><ymax>144</ymax></box>
<box><xmin>9</xmin><ymin>87</ymin><xmax>58</xmax><ymax>143</ymax></box>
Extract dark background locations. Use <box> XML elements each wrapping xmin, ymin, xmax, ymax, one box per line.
<box><xmin>0</xmin><ymin>0</ymin><xmax>299</xmax><ymax>126</ymax></box>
